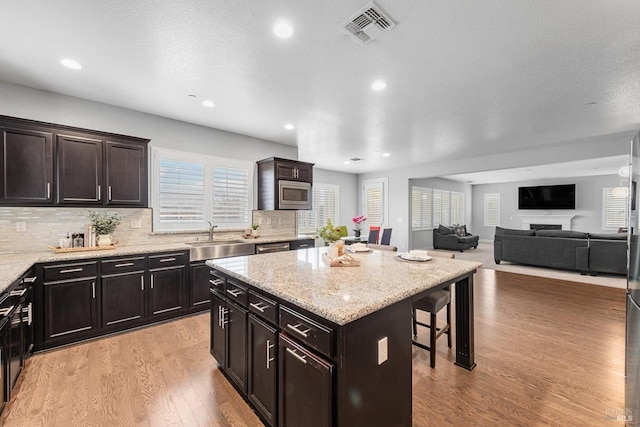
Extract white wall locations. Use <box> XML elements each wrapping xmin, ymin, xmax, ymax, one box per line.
<box><xmin>471</xmin><ymin>174</ymin><xmax>624</xmax><ymax>240</ymax></box>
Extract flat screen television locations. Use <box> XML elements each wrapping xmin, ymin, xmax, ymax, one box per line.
<box><xmin>518</xmin><ymin>184</ymin><xmax>576</xmax><ymax>210</ymax></box>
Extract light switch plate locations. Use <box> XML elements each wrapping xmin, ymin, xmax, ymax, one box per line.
<box><xmin>16</xmin><ymin>221</ymin><xmax>26</xmax><ymax>232</ymax></box>
<box><xmin>130</xmin><ymin>219</ymin><xmax>142</xmax><ymax>229</ymax></box>
<box><xmin>377</xmin><ymin>337</ymin><xmax>388</xmax><ymax>365</ymax></box>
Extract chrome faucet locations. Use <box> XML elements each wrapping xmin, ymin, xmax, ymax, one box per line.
<box><xmin>208</xmin><ymin>221</ymin><xmax>218</xmax><ymax>241</ymax></box>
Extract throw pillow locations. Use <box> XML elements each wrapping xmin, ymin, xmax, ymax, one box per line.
<box><xmin>438</xmin><ymin>224</ymin><xmax>454</xmax><ymax>235</ymax></box>
<box><xmin>452</xmin><ymin>224</ymin><xmax>467</xmax><ymax>237</ymax></box>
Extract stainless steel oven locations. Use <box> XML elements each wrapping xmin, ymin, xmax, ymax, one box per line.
<box><xmin>278</xmin><ymin>180</ymin><xmax>311</xmax><ymax>210</ymax></box>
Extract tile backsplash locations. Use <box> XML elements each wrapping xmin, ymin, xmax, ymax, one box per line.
<box><xmin>0</xmin><ymin>207</ymin><xmax>299</xmax><ymax>253</ymax></box>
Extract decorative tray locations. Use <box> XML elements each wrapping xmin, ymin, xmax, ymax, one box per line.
<box><xmin>323</xmin><ymin>253</ymin><xmax>361</xmax><ymax>267</ymax></box>
<box><xmin>48</xmin><ymin>243</ymin><xmax>119</xmax><ymax>253</ymax></box>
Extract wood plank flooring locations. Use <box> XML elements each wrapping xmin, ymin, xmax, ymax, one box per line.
<box><xmin>0</xmin><ymin>269</ymin><xmax>626</xmax><ymax>426</ymax></box>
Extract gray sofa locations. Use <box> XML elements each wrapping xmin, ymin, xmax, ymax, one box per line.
<box><xmin>493</xmin><ymin>227</ymin><xmax>627</xmax><ymax>275</ymax></box>
<box><xmin>433</xmin><ymin>225</ymin><xmax>479</xmax><ymax>252</ymax></box>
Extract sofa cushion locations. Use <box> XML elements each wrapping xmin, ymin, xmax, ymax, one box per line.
<box><xmin>535</xmin><ymin>230</ymin><xmax>588</xmax><ymax>239</ymax></box>
<box><xmin>589</xmin><ymin>232</ymin><xmax>627</xmax><ymax>240</ymax></box>
<box><xmin>452</xmin><ymin>224</ymin><xmax>467</xmax><ymax>237</ymax></box>
<box><xmin>438</xmin><ymin>224</ymin><xmax>454</xmax><ymax>235</ymax></box>
<box><xmin>458</xmin><ymin>235</ymin><xmax>479</xmax><ymax>244</ymax></box>
<box><xmin>495</xmin><ymin>226</ymin><xmax>535</xmax><ymax>236</ymax></box>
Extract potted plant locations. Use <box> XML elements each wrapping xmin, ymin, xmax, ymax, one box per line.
<box><xmin>352</xmin><ymin>215</ymin><xmax>366</xmax><ymax>237</ymax></box>
<box><xmin>88</xmin><ymin>210</ymin><xmax>122</xmax><ymax>246</ymax></box>
<box><xmin>251</xmin><ymin>223</ymin><xmax>260</xmax><ymax>237</ymax></box>
<box><xmin>317</xmin><ymin>218</ymin><xmax>341</xmax><ymax>246</ymax></box>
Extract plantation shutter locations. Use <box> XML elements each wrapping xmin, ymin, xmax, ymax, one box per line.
<box><xmin>450</xmin><ymin>191</ymin><xmax>465</xmax><ymax>224</ymax></box>
<box><xmin>433</xmin><ymin>189</ymin><xmax>450</xmax><ymax>226</ymax></box>
<box><xmin>411</xmin><ymin>186</ymin><xmax>433</xmax><ymax>230</ymax></box>
<box><xmin>363</xmin><ymin>180</ymin><xmax>386</xmax><ymax>227</ymax></box>
<box><xmin>157</xmin><ymin>158</ymin><xmax>205</xmax><ymax>224</ymax></box>
<box><xmin>212</xmin><ymin>166</ymin><xmax>250</xmax><ymax>227</ymax></box>
<box><xmin>603</xmin><ymin>187</ymin><xmax>628</xmax><ymax>230</ymax></box>
<box><xmin>484</xmin><ymin>193</ymin><xmax>500</xmax><ymax>226</ymax></box>
<box><xmin>297</xmin><ymin>183</ymin><xmax>340</xmax><ymax>233</ymax></box>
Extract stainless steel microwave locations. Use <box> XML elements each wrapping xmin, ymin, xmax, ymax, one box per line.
<box><xmin>278</xmin><ymin>180</ymin><xmax>312</xmax><ymax>210</ymax></box>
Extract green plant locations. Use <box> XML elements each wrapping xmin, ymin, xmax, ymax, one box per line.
<box><xmin>251</xmin><ymin>223</ymin><xmax>260</xmax><ymax>230</ymax></box>
<box><xmin>88</xmin><ymin>210</ymin><xmax>122</xmax><ymax>235</ymax></box>
<box><xmin>316</xmin><ymin>218</ymin><xmax>341</xmax><ymax>245</ymax></box>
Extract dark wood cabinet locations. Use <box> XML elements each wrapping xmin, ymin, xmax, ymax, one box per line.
<box><xmin>101</xmin><ymin>271</ymin><xmax>146</xmax><ymax>329</ymax></box>
<box><xmin>0</xmin><ymin>115</ymin><xmax>149</xmax><ymax>207</ymax></box>
<box><xmin>226</xmin><ymin>300</ymin><xmax>248</xmax><ymax>393</ymax></box>
<box><xmin>189</xmin><ymin>262</ymin><xmax>212</xmax><ymax>309</ymax></box>
<box><xmin>210</xmin><ymin>292</ymin><xmax>227</xmax><ymax>366</ymax></box>
<box><xmin>105</xmin><ymin>140</ymin><xmax>147</xmax><ymax>206</ymax></box>
<box><xmin>248</xmin><ymin>315</ymin><xmax>277</xmax><ymax>426</ymax></box>
<box><xmin>56</xmin><ymin>133</ymin><xmax>103</xmax><ymax>204</ymax></box>
<box><xmin>273</xmin><ymin>159</ymin><xmax>313</xmax><ymax>182</ymax></box>
<box><xmin>148</xmin><ymin>252</ymin><xmax>187</xmax><ymax>318</ymax></box>
<box><xmin>7</xmin><ymin>301</ymin><xmax>24</xmax><ymax>399</ymax></box>
<box><xmin>43</xmin><ymin>277</ymin><xmax>99</xmax><ymax>343</ymax></box>
<box><xmin>0</xmin><ymin>125</ymin><xmax>53</xmax><ymax>204</ymax></box>
<box><xmin>279</xmin><ymin>333</ymin><xmax>333</xmax><ymax>427</ymax></box>
<box><xmin>288</xmin><ymin>238</ymin><xmax>315</xmax><ymax>251</ymax></box>
<box><xmin>257</xmin><ymin>157</ymin><xmax>314</xmax><ymax>210</ymax></box>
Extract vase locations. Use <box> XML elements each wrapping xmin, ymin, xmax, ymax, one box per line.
<box><xmin>97</xmin><ymin>234</ymin><xmax>112</xmax><ymax>246</ymax></box>
<box><xmin>327</xmin><ymin>242</ymin><xmax>339</xmax><ymax>259</ymax></box>
<box><xmin>354</xmin><ymin>229</ymin><xmax>361</xmax><ymax>238</ymax></box>
<box><xmin>252</xmin><ymin>229</ymin><xmax>259</xmax><ymax>237</ymax></box>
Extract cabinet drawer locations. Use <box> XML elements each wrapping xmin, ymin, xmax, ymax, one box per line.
<box><xmin>289</xmin><ymin>239</ymin><xmax>315</xmax><ymax>250</ymax></box>
<box><xmin>226</xmin><ymin>279</ymin><xmax>248</xmax><ymax>307</ymax></box>
<box><xmin>209</xmin><ymin>270</ymin><xmax>226</xmax><ymax>294</ymax></box>
<box><xmin>101</xmin><ymin>256</ymin><xmax>146</xmax><ymax>275</ymax></box>
<box><xmin>280</xmin><ymin>305</ymin><xmax>334</xmax><ymax>357</ymax></box>
<box><xmin>148</xmin><ymin>252</ymin><xmax>186</xmax><ymax>269</ymax></box>
<box><xmin>43</xmin><ymin>261</ymin><xmax>97</xmax><ymax>281</ymax></box>
<box><xmin>248</xmin><ymin>290</ymin><xmax>277</xmax><ymax>325</ymax></box>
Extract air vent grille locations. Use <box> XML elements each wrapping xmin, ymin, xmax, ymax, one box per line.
<box><xmin>343</xmin><ymin>2</ymin><xmax>396</xmax><ymax>44</ymax></box>
<box><xmin>349</xmin><ymin>157</ymin><xmax>364</xmax><ymax>162</ymax></box>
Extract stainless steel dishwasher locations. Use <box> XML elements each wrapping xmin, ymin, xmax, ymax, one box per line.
<box><xmin>255</xmin><ymin>242</ymin><xmax>290</xmax><ymax>254</ymax></box>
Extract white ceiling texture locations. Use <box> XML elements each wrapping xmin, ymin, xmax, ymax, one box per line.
<box><xmin>0</xmin><ymin>1</ymin><xmax>638</xmax><ymax>182</ymax></box>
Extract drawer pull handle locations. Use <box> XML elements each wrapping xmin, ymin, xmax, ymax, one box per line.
<box><xmin>286</xmin><ymin>323</ymin><xmax>310</xmax><ymax>338</ymax></box>
<box><xmin>60</xmin><ymin>268</ymin><xmax>83</xmax><ymax>274</ymax></box>
<box><xmin>159</xmin><ymin>258</ymin><xmax>176</xmax><ymax>263</ymax></box>
<box><xmin>266</xmin><ymin>339</ymin><xmax>275</xmax><ymax>369</ymax></box>
<box><xmin>23</xmin><ymin>276</ymin><xmax>37</xmax><ymax>283</ymax></box>
<box><xmin>115</xmin><ymin>262</ymin><xmax>135</xmax><ymax>268</ymax></box>
<box><xmin>227</xmin><ymin>289</ymin><xmax>242</xmax><ymax>298</ymax></box>
<box><xmin>249</xmin><ymin>302</ymin><xmax>268</xmax><ymax>312</ymax></box>
<box><xmin>209</xmin><ymin>279</ymin><xmax>223</xmax><ymax>286</ymax></box>
<box><xmin>141</xmin><ymin>276</ymin><xmax>144</xmax><ymax>291</ymax></box>
<box><xmin>286</xmin><ymin>347</ymin><xmax>307</xmax><ymax>364</ymax></box>
<box><xmin>298</xmin><ymin>244</ymin><xmax>309</xmax><ymax>248</ymax></box>
<box><xmin>9</xmin><ymin>289</ymin><xmax>26</xmax><ymax>297</ymax></box>
<box><xmin>92</xmin><ymin>282</ymin><xmax>96</xmax><ymax>299</ymax></box>
<box><xmin>0</xmin><ymin>306</ymin><xmax>14</xmax><ymax>316</ymax></box>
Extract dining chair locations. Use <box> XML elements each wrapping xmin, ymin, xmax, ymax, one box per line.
<box><xmin>337</xmin><ymin>225</ymin><xmax>348</xmax><ymax>238</ymax></box>
<box><xmin>367</xmin><ymin>228</ymin><xmax>380</xmax><ymax>244</ymax></box>
<box><xmin>366</xmin><ymin>243</ymin><xmax>397</xmax><ymax>251</ymax></box>
<box><xmin>412</xmin><ymin>250</ymin><xmax>454</xmax><ymax>368</ymax></box>
<box><xmin>380</xmin><ymin>228</ymin><xmax>392</xmax><ymax>245</ymax></box>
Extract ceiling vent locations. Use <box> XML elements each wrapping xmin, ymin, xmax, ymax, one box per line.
<box><xmin>349</xmin><ymin>157</ymin><xmax>364</xmax><ymax>162</ymax></box>
<box><xmin>343</xmin><ymin>2</ymin><xmax>396</xmax><ymax>44</ymax></box>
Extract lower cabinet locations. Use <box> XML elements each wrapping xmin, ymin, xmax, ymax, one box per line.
<box><xmin>190</xmin><ymin>261</ymin><xmax>212</xmax><ymax>309</ymax></box>
<box><xmin>0</xmin><ymin>318</ymin><xmax>7</xmax><ymax>413</ymax></box>
<box><xmin>248</xmin><ymin>315</ymin><xmax>277</xmax><ymax>427</ymax></box>
<box><xmin>7</xmin><ymin>301</ymin><xmax>24</xmax><ymax>398</ymax></box>
<box><xmin>149</xmin><ymin>253</ymin><xmax>187</xmax><ymax>317</ymax></box>
<box><xmin>43</xmin><ymin>277</ymin><xmax>99</xmax><ymax>343</ymax></box>
<box><xmin>101</xmin><ymin>270</ymin><xmax>146</xmax><ymax>329</ymax></box>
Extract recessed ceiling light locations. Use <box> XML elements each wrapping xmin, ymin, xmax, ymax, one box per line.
<box><xmin>60</xmin><ymin>58</ymin><xmax>82</xmax><ymax>70</ymax></box>
<box><xmin>284</xmin><ymin>123</ymin><xmax>295</xmax><ymax>130</ymax></box>
<box><xmin>372</xmin><ymin>80</ymin><xmax>386</xmax><ymax>91</ymax></box>
<box><xmin>382</xmin><ymin>152</ymin><xmax>390</xmax><ymax>157</ymax></box>
<box><xmin>273</xmin><ymin>21</ymin><xmax>294</xmax><ymax>38</ymax></box>
<box><xmin>344</xmin><ymin>161</ymin><xmax>351</xmax><ymax>165</ymax></box>
<box><xmin>202</xmin><ymin>100</ymin><xmax>215</xmax><ymax>108</ymax></box>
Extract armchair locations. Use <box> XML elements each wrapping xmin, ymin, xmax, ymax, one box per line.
<box><xmin>433</xmin><ymin>224</ymin><xmax>479</xmax><ymax>252</ymax></box>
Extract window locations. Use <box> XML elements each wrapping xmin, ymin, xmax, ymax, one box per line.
<box><xmin>603</xmin><ymin>187</ymin><xmax>628</xmax><ymax>230</ymax></box>
<box><xmin>433</xmin><ymin>189</ymin><xmax>450</xmax><ymax>226</ymax></box>
<box><xmin>152</xmin><ymin>148</ymin><xmax>253</xmax><ymax>231</ymax></box>
<box><xmin>362</xmin><ymin>178</ymin><xmax>388</xmax><ymax>227</ymax></box>
<box><xmin>484</xmin><ymin>193</ymin><xmax>500</xmax><ymax>226</ymax></box>
<box><xmin>297</xmin><ymin>183</ymin><xmax>340</xmax><ymax>233</ymax></box>
<box><xmin>450</xmin><ymin>191</ymin><xmax>465</xmax><ymax>225</ymax></box>
<box><xmin>411</xmin><ymin>186</ymin><xmax>432</xmax><ymax>230</ymax></box>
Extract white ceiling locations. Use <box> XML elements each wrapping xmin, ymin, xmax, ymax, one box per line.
<box><xmin>0</xmin><ymin>1</ymin><xmax>639</xmax><ymax>175</ymax></box>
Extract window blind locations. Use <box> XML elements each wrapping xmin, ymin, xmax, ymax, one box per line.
<box><xmin>157</xmin><ymin>158</ymin><xmax>205</xmax><ymax>223</ymax></box>
<box><xmin>484</xmin><ymin>193</ymin><xmax>500</xmax><ymax>226</ymax></box>
<box><xmin>411</xmin><ymin>186</ymin><xmax>433</xmax><ymax>230</ymax></box>
<box><xmin>603</xmin><ymin>187</ymin><xmax>628</xmax><ymax>230</ymax></box>
<box><xmin>363</xmin><ymin>179</ymin><xmax>387</xmax><ymax>227</ymax></box>
<box><xmin>297</xmin><ymin>183</ymin><xmax>340</xmax><ymax>233</ymax></box>
<box><xmin>433</xmin><ymin>189</ymin><xmax>450</xmax><ymax>226</ymax></box>
<box><xmin>212</xmin><ymin>166</ymin><xmax>250</xmax><ymax>227</ymax></box>
<box><xmin>450</xmin><ymin>191</ymin><xmax>465</xmax><ymax>225</ymax></box>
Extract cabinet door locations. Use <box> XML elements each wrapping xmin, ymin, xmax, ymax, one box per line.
<box><xmin>21</xmin><ymin>290</ymin><xmax>34</xmax><ymax>358</ymax></box>
<box><xmin>149</xmin><ymin>267</ymin><xmax>186</xmax><ymax>317</ymax></box>
<box><xmin>279</xmin><ymin>334</ymin><xmax>333</xmax><ymax>427</ymax></box>
<box><xmin>57</xmin><ymin>134</ymin><xmax>103</xmax><ymax>204</ymax></box>
<box><xmin>105</xmin><ymin>140</ymin><xmax>147</xmax><ymax>206</ymax></box>
<box><xmin>210</xmin><ymin>292</ymin><xmax>226</xmax><ymax>366</ymax></box>
<box><xmin>8</xmin><ymin>303</ymin><xmax>24</xmax><ymax>397</ymax></box>
<box><xmin>275</xmin><ymin>161</ymin><xmax>312</xmax><ymax>182</ymax></box>
<box><xmin>190</xmin><ymin>262</ymin><xmax>211</xmax><ymax>309</ymax></box>
<box><xmin>226</xmin><ymin>300</ymin><xmax>248</xmax><ymax>393</ymax></box>
<box><xmin>0</xmin><ymin>126</ymin><xmax>53</xmax><ymax>204</ymax></box>
<box><xmin>43</xmin><ymin>278</ymin><xmax>99</xmax><ymax>342</ymax></box>
<box><xmin>101</xmin><ymin>271</ymin><xmax>146</xmax><ymax>329</ymax></box>
<box><xmin>248</xmin><ymin>316</ymin><xmax>277</xmax><ymax>427</ymax></box>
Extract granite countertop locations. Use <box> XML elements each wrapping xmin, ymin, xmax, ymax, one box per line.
<box><xmin>0</xmin><ymin>235</ymin><xmax>311</xmax><ymax>295</ymax></box>
<box><xmin>208</xmin><ymin>247</ymin><xmax>482</xmax><ymax>326</ymax></box>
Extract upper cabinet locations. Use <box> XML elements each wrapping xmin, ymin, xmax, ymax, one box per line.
<box><xmin>274</xmin><ymin>159</ymin><xmax>313</xmax><ymax>182</ymax></box>
<box><xmin>257</xmin><ymin>157</ymin><xmax>314</xmax><ymax>210</ymax></box>
<box><xmin>0</xmin><ymin>115</ymin><xmax>149</xmax><ymax>207</ymax></box>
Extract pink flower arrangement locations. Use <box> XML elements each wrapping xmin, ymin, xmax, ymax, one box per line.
<box><xmin>352</xmin><ymin>215</ymin><xmax>366</xmax><ymax>227</ymax></box>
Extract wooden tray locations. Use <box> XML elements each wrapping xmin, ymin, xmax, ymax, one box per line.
<box><xmin>48</xmin><ymin>243</ymin><xmax>119</xmax><ymax>254</ymax></box>
<box><xmin>323</xmin><ymin>253</ymin><xmax>360</xmax><ymax>267</ymax></box>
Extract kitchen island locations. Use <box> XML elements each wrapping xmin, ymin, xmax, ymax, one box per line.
<box><xmin>207</xmin><ymin>247</ymin><xmax>481</xmax><ymax>426</ymax></box>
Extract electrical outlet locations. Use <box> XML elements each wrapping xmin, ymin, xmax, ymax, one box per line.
<box><xmin>16</xmin><ymin>221</ymin><xmax>26</xmax><ymax>232</ymax></box>
<box><xmin>377</xmin><ymin>337</ymin><xmax>388</xmax><ymax>365</ymax></box>
<box><xmin>130</xmin><ymin>219</ymin><xmax>142</xmax><ymax>229</ymax></box>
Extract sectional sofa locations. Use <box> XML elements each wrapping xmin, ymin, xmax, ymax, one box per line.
<box><xmin>493</xmin><ymin>227</ymin><xmax>627</xmax><ymax>276</ymax></box>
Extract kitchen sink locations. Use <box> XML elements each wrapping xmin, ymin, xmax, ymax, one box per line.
<box><xmin>188</xmin><ymin>240</ymin><xmax>255</xmax><ymax>261</ymax></box>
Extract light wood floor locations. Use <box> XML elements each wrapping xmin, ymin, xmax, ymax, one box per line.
<box><xmin>0</xmin><ymin>269</ymin><xmax>626</xmax><ymax>426</ymax></box>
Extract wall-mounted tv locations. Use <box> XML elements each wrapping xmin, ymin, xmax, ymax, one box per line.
<box><xmin>518</xmin><ymin>184</ymin><xmax>576</xmax><ymax>210</ymax></box>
